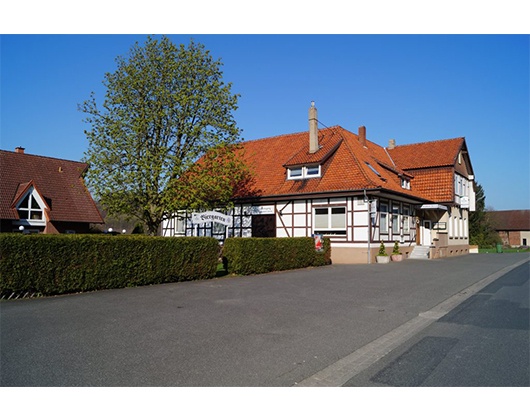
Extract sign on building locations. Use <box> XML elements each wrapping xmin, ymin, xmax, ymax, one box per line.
<box><xmin>191</xmin><ymin>211</ymin><xmax>233</xmax><ymax>226</ymax></box>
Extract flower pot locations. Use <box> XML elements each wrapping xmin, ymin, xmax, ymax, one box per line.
<box><xmin>376</xmin><ymin>255</ymin><xmax>390</xmax><ymax>264</ymax></box>
<box><xmin>391</xmin><ymin>254</ymin><xmax>403</xmax><ymax>262</ymax></box>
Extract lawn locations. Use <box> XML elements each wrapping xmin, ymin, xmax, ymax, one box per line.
<box><xmin>479</xmin><ymin>247</ymin><xmax>529</xmax><ymax>254</ymax></box>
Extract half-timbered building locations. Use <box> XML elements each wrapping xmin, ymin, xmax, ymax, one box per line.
<box><xmin>163</xmin><ymin>103</ymin><xmax>476</xmax><ymax>263</ymax></box>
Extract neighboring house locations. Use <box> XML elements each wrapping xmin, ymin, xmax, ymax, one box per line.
<box><xmin>0</xmin><ymin>147</ymin><xmax>104</xmax><ymax>234</ymax></box>
<box><xmin>487</xmin><ymin>210</ymin><xmax>530</xmax><ymax>247</ymax></box>
<box><xmin>163</xmin><ymin>103</ymin><xmax>476</xmax><ymax>263</ymax></box>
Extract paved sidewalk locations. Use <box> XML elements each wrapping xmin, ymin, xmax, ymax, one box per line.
<box><xmin>1</xmin><ymin>253</ymin><xmax>528</xmax><ymax>386</ymax></box>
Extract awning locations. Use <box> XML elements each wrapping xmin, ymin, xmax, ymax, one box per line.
<box><xmin>419</xmin><ymin>204</ymin><xmax>448</xmax><ymax>211</ymax></box>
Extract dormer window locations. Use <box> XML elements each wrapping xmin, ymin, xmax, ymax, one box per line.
<box><xmin>400</xmin><ymin>178</ymin><xmax>411</xmax><ymax>190</ymax></box>
<box><xmin>288</xmin><ymin>167</ymin><xmax>303</xmax><ymax>179</ymax></box>
<box><xmin>16</xmin><ymin>187</ymin><xmax>46</xmax><ymax>226</ymax></box>
<box><xmin>287</xmin><ymin>165</ymin><xmax>321</xmax><ymax>180</ymax></box>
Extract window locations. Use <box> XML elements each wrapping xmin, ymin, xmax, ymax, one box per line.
<box><xmin>380</xmin><ymin>203</ymin><xmax>388</xmax><ymax>234</ymax></box>
<box><xmin>401</xmin><ymin>178</ymin><xmax>410</xmax><ymax>190</ymax></box>
<box><xmin>305</xmin><ymin>165</ymin><xmax>321</xmax><ymax>177</ymax></box>
<box><xmin>16</xmin><ymin>188</ymin><xmax>45</xmax><ymax>225</ymax></box>
<box><xmin>288</xmin><ymin>167</ymin><xmax>303</xmax><ymax>179</ymax></box>
<box><xmin>392</xmin><ymin>204</ymin><xmax>400</xmax><ymax>235</ymax></box>
<box><xmin>288</xmin><ymin>165</ymin><xmax>321</xmax><ymax>180</ymax></box>
<box><xmin>403</xmin><ymin>207</ymin><xmax>410</xmax><ymax>234</ymax></box>
<box><xmin>365</xmin><ymin>162</ymin><xmax>381</xmax><ymax>177</ymax></box>
<box><xmin>314</xmin><ymin>207</ymin><xmax>346</xmax><ymax>235</ymax></box>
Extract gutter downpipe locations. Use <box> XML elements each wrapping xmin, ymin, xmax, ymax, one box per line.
<box><xmin>364</xmin><ymin>189</ymin><xmax>371</xmax><ymax>264</ymax></box>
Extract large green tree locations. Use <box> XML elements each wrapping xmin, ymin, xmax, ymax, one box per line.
<box><xmin>80</xmin><ymin>36</ymin><xmax>245</xmax><ymax>235</ymax></box>
<box><xmin>469</xmin><ymin>183</ymin><xmax>500</xmax><ymax>247</ymax></box>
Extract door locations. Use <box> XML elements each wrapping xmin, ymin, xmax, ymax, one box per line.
<box><xmin>422</xmin><ymin>220</ymin><xmax>432</xmax><ymax>246</ymax></box>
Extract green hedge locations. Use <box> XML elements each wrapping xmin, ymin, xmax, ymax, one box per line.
<box><xmin>222</xmin><ymin>237</ymin><xmax>331</xmax><ymax>275</ymax></box>
<box><xmin>0</xmin><ymin>234</ymin><xmax>219</xmax><ymax>298</ymax></box>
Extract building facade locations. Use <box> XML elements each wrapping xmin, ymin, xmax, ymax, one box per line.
<box><xmin>163</xmin><ymin>103</ymin><xmax>476</xmax><ymax>263</ymax></box>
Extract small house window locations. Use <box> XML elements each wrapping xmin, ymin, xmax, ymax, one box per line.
<box><xmin>403</xmin><ymin>206</ymin><xmax>410</xmax><ymax>234</ymax></box>
<box><xmin>288</xmin><ymin>167</ymin><xmax>303</xmax><ymax>179</ymax></box>
<box><xmin>392</xmin><ymin>204</ymin><xmax>400</xmax><ymax>235</ymax></box>
<box><xmin>16</xmin><ymin>188</ymin><xmax>45</xmax><ymax>225</ymax></box>
<box><xmin>401</xmin><ymin>178</ymin><xmax>410</xmax><ymax>190</ymax></box>
<box><xmin>380</xmin><ymin>203</ymin><xmax>388</xmax><ymax>234</ymax></box>
<box><xmin>314</xmin><ymin>207</ymin><xmax>346</xmax><ymax>235</ymax></box>
<box><xmin>305</xmin><ymin>165</ymin><xmax>321</xmax><ymax>178</ymax></box>
<box><xmin>287</xmin><ymin>165</ymin><xmax>321</xmax><ymax>180</ymax></box>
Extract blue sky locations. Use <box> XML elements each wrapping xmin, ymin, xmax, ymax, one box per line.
<box><xmin>1</xmin><ymin>34</ymin><xmax>529</xmax><ymax>210</ymax></box>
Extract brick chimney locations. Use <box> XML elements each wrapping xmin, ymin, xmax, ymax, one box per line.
<box><xmin>309</xmin><ymin>101</ymin><xmax>319</xmax><ymax>153</ymax></box>
<box><xmin>388</xmin><ymin>139</ymin><xmax>396</xmax><ymax>150</ymax></box>
<box><xmin>15</xmin><ymin>146</ymin><xmax>25</xmax><ymax>154</ymax></box>
<box><xmin>359</xmin><ymin>126</ymin><xmax>366</xmax><ymax>147</ymax></box>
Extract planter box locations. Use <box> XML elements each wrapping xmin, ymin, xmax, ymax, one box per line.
<box><xmin>391</xmin><ymin>254</ymin><xmax>403</xmax><ymax>262</ymax></box>
<box><xmin>376</xmin><ymin>255</ymin><xmax>390</xmax><ymax>264</ymax></box>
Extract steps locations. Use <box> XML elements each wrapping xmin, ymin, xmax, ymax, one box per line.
<box><xmin>409</xmin><ymin>245</ymin><xmax>431</xmax><ymax>260</ymax></box>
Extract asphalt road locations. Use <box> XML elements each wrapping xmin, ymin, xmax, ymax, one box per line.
<box><xmin>1</xmin><ymin>253</ymin><xmax>528</xmax><ymax>387</ymax></box>
<box><xmin>342</xmin><ymin>260</ymin><xmax>529</xmax><ymax>386</ymax></box>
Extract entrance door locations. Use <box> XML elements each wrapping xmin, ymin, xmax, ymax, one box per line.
<box><xmin>422</xmin><ymin>220</ymin><xmax>432</xmax><ymax>246</ymax></box>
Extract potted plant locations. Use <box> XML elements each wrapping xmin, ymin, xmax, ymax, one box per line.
<box><xmin>391</xmin><ymin>240</ymin><xmax>403</xmax><ymax>262</ymax></box>
<box><xmin>376</xmin><ymin>241</ymin><xmax>390</xmax><ymax>263</ymax></box>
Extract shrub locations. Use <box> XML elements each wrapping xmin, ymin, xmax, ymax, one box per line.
<box><xmin>378</xmin><ymin>241</ymin><xmax>388</xmax><ymax>256</ymax></box>
<box><xmin>222</xmin><ymin>237</ymin><xmax>331</xmax><ymax>276</ymax></box>
<box><xmin>0</xmin><ymin>234</ymin><xmax>219</xmax><ymax>298</ymax></box>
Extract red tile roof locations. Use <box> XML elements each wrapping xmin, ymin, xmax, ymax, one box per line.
<box><xmin>0</xmin><ymin>150</ymin><xmax>103</xmax><ymax>224</ymax></box>
<box><xmin>487</xmin><ymin>210</ymin><xmax>530</xmax><ymax>231</ymax></box>
<box><xmin>236</xmin><ymin>126</ymin><xmax>466</xmax><ymax>203</ymax></box>
<box><xmin>387</xmin><ymin>138</ymin><xmax>464</xmax><ymax>169</ymax></box>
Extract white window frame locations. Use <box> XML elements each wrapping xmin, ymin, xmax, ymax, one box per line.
<box><xmin>288</xmin><ymin>167</ymin><xmax>303</xmax><ymax>179</ymax></box>
<box><xmin>16</xmin><ymin>187</ymin><xmax>46</xmax><ymax>226</ymax></box>
<box><xmin>403</xmin><ymin>206</ymin><xmax>410</xmax><ymax>234</ymax></box>
<box><xmin>380</xmin><ymin>202</ymin><xmax>388</xmax><ymax>234</ymax></box>
<box><xmin>313</xmin><ymin>206</ymin><xmax>346</xmax><ymax>235</ymax></box>
<box><xmin>400</xmin><ymin>178</ymin><xmax>410</xmax><ymax>190</ymax></box>
<box><xmin>391</xmin><ymin>204</ymin><xmax>400</xmax><ymax>235</ymax></box>
<box><xmin>288</xmin><ymin>165</ymin><xmax>321</xmax><ymax>180</ymax></box>
<box><xmin>305</xmin><ymin>165</ymin><xmax>321</xmax><ymax>178</ymax></box>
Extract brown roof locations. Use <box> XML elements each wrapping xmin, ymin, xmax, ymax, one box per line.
<box><xmin>0</xmin><ymin>150</ymin><xmax>103</xmax><ymax>224</ymax></box>
<box><xmin>236</xmin><ymin>126</ymin><xmax>466</xmax><ymax>203</ymax></box>
<box><xmin>487</xmin><ymin>210</ymin><xmax>530</xmax><ymax>231</ymax></box>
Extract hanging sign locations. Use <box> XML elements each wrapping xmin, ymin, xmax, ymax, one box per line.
<box><xmin>192</xmin><ymin>211</ymin><xmax>233</xmax><ymax>226</ymax></box>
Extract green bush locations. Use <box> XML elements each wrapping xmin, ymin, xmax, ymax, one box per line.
<box><xmin>0</xmin><ymin>234</ymin><xmax>219</xmax><ymax>298</ymax></box>
<box><xmin>222</xmin><ymin>237</ymin><xmax>331</xmax><ymax>276</ymax></box>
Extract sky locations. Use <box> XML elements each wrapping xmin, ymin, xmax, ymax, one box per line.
<box><xmin>1</xmin><ymin>9</ymin><xmax>529</xmax><ymax>213</ymax></box>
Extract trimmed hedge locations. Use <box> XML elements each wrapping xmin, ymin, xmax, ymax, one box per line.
<box><xmin>222</xmin><ymin>237</ymin><xmax>331</xmax><ymax>275</ymax></box>
<box><xmin>0</xmin><ymin>234</ymin><xmax>219</xmax><ymax>298</ymax></box>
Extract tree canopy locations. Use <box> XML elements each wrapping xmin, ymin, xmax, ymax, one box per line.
<box><xmin>80</xmin><ymin>36</ymin><xmax>247</xmax><ymax>235</ymax></box>
<box><xmin>469</xmin><ymin>183</ymin><xmax>500</xmax><ymax>247</ymax></box>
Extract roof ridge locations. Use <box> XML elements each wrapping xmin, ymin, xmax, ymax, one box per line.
<box><xmin>393</xmin><ymin>137</ymin><xmax>464</xmax><ymax>148</ymax></box>
<box><xmin>241</xmin><ymin>125</ymin><xmax>342</xmax><ymax>145</ymax></box>
<box><xmin>0</xmin><ymin>149</ymin><xmax>86</xmax><ymax>165</ymax></box>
